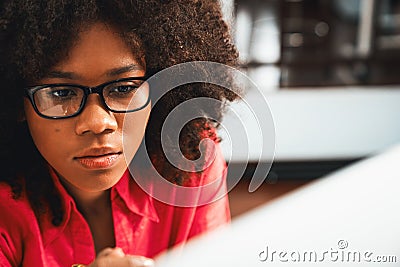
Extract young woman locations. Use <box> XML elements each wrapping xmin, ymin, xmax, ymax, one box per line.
<box><xmin>0</xmin><ymin>1</ymin><xmax>239</xmax><ymax>266</ymax></box>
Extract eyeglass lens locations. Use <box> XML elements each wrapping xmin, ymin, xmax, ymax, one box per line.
<box><xmin>32</xmin><ymin>79</ymin><xmax>149</xmax><ymax>118</ymax></box>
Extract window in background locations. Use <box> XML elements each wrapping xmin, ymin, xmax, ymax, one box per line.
<box><xmin>229</xmin><ymin>0</ymin><xmax>400</xmax><ymax>88</ymax></box>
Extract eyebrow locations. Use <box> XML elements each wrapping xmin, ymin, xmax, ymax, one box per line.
<box><xmin>45</xmin><ymin>70</ymin><xmax>80</xmax><ymax>80</ymax></box>
<box><xmin>105</xmin><ymin>64</ymin><xmax>144</xmax><ymax>77</ymax></box>
<box><xmin>44</xmin><ymin>64</ymin><xmax>144</xmax><ymax>80</ymax></box>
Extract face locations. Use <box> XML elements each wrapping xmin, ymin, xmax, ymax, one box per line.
<box><xmin>24</xmin><ymin>23</ymin><xmax>150</xmax><ymax>196</ymax></box>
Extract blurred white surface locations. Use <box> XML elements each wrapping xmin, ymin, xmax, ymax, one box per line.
<box><xmin>219</xmin><ymin>87</ymin><xmax>400</xmax><ymax>161</ymax></box>
<box><xmin>156</xmin><ymin>144</ymin><xmax>400</xmax><ymax>266</ymax></box>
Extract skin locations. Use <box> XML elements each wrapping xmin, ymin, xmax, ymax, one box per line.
<box><xmin>23</xmin><ymin>23</ymin><xmax>153</xmax><ymax>266</ymax></box>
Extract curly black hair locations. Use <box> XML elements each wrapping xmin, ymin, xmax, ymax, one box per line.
<box><xmin>0</xmin><ymin>0</ymin><xmax>239</xmax><ymax>226</ymax></box>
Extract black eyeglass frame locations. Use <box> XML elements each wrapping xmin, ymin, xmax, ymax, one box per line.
<box><xmin>24</xmin><ymin>76</ymin><xmax>150</xmax><ymax>119</ymax></box>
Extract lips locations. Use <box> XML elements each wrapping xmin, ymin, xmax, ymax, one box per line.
<box><xmin>74</xmin><ymin>147</ymin><xmax>122</xmax><ymax>169</ymax></box>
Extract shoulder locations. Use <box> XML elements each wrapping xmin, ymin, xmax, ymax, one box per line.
<box><xmin>183</xmin><ymin>139</ymin><xmax>227</xmax><ymax>187</ymax></box>
<box><xmin>0</xmin><ymin>182</ymin><xmax>37</xmax><ymax>266</ymax></box>
<box><xmin>0</xmin><ymin>182</ymin><xmax>36</xmax><ymax>232</ymax></box>
<box><xmin>0</xmin><ymin>182</ymin><xmax>29</xmax><ymax>208</ymax></box>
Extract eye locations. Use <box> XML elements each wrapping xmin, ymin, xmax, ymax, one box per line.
<box><xmin>109</xmin><ymin>85</ymin><xmax>138</xmax><ymax>94</ymax></box>
<box><xmin>106</xmin><ymin>81</ymin><xmax>144</xmax><ymax>99</ymax></box>
<box><xmin>47</xmin><ymin>87</ymin><xmax>78</xmax><ymax>98</ymax></box>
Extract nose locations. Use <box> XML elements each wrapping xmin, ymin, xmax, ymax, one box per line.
<box><xmin>75</xmin><ymin>94</ymin><xmax>118</xmax><ymax>135</ymax></box>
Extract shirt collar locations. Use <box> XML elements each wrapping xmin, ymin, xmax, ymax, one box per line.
<box><xmin>42</xmin><ymin>167</ymin><xmax>74</xmax><ymax>247</ymax></box>
<box><xmin>42</xmin><ymin>167</ymin><xmax>159</xmax><ymax>248</ymax></box>
<box><xmin>48</xmin><ymin>166</ymin><xmax>160</xmax><ymax>224</ymax></box>
<box><xmin>112</xmin><ymin>169</ymin><xmax>160</xmax><ymax>223</ymax></box>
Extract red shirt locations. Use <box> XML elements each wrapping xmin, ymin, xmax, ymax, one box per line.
<box><xmin>0</xmin><ymin>146</ymin><xmax>230</xmax><ymax>266</ymax></box>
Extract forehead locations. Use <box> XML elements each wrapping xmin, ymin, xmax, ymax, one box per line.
<box><xmin>46</xmin><ymin>23</ymin><xmax>144</xmax><ymax>83</ymax></box>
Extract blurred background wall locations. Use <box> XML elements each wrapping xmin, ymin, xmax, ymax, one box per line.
<box><xmin>218</xmin><ymin>0</ymin><xmax>400</xmax><ymax>216</ymax></box>
<box><xmin>219</xmin><ymin>0</ymin><xmax>400</xmax><ymax>178</ymax></box>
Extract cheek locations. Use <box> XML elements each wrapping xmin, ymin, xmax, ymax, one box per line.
<box><xmin>120</xmin><ymin>104</ymin><xmax>151</xmax><ymax>161</ymax></box>
<box><xmin>24</xmin><ymin>100</ymin><xmax>71</xmax><ymax>161</ymax></box>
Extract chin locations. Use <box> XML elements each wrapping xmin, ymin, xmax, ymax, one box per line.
<box><xmin>73</xmin><ymin>165</ymin><xmax>128</xmax><ymax>193</ymax></box>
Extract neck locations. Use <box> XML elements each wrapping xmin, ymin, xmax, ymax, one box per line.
<box><xmin>74</xmin><ymin>189</ymin><xmax>111</xmax><ymax>217</ymax></box>
<box><xmin>58</xmin><ymin>177</ymin><xmax>111</xmax><ymax>216</ymax></box>
<box><xmin>56</xmin><ymin>174</ymin><xmax>116</xmax><ymax>252</ymax></box>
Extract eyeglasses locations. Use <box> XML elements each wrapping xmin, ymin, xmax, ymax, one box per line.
<box><xmin>25</xmin><ymin>77</ymin><xmax>150</xmax><ymax>119</ymax></box>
